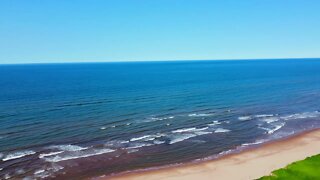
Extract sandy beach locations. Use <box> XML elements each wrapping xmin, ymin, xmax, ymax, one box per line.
<box><xmin>107</xmin><ymin>129</ymin><xmax>320</xmax><ymax>180</ymax></box>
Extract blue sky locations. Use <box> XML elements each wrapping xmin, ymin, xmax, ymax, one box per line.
<box><xmin>0</xmin><ymin>0</ymin><xmax>319</xmax><ymax>64</ymax></box>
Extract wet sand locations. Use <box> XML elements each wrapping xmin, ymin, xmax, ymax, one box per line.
<box><xmin>106</xmin><ymin>129</ymin><xmax>320</xmax><ymax>180</ymax></box>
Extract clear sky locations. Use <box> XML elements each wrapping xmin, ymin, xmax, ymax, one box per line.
<box><xmin>0</xmin><ymin>0</ymin><xmax>319</xmax><ymax>64</ymax></box>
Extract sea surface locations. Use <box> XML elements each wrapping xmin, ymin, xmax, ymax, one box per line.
<box><xmin>1</xmin><ymin>59</ymin><xmax>320</xmax><ymax>179</ymax></box>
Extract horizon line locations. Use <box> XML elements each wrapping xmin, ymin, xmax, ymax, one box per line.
<box><xmin>1</xmin><ymin>57</ymin><xmax>320</xmax><ymax>65</ymax></box>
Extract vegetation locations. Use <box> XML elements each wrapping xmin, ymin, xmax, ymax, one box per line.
<box><xmin>258</xmin><ymin>154</ymin><xmax>320</xmax><ymax>180</ymax></box>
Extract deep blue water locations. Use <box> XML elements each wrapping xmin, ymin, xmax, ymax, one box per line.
<box><xmin>1</xmin><ymin>59</ymin><xmax>320</xmax><ymax>179</ymax></box>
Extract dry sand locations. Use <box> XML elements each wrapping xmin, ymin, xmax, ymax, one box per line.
<box><xmin>106</xmin><ymin>129</ymin><xmax>320</xmax><ymax>180</ymax></box>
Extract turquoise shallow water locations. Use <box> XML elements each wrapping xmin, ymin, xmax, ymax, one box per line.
<box><xmin>1</xmin><ymin>59</ymin><xmax>320</xmax><ymax>179</ymax></box>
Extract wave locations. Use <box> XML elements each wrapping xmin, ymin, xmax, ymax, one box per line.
<box><xmin>241</xmin><ymin>139</ymin><xmax>268</xmax><ymax>146</ymax></box>
<box><xmin>104</xmin><ymin>140</ymin><xmax>129</xmax><ymax>148</ymax></box>
<box><xmin>267</xmin><ymin>123</ymin><xmax>285</xmax><ymax>134</ymax></box>
<box><xmin>34</xmin><ymin>169</ymin><xmax>45</xmax><ymax>175</ymax></box>
<box><xmin>34</xmin><ymin>169</ymin><xmax>50</xmax><ymax>179</ymax></box>
<box><xmin>2</xmin><ymin>150</ymin><xmax>36</xmax><ymax>161</ymax></box>
<box><xmin>39</xmin><ymin>151</ymin><xmax>64</xmax><ymax>158</ymax></box>
<box><xmin>281</xmin><ymin>111</ymin><xmax>320</xmax><ymax>121</ymax></box>
<box><xmin>259</xmin><ymin>122</ymin><xmax>285</xmax><ymax>134</ymax></box>
<box><xmin>4</xmin><ymin>174</ymin><xmax>11</xmax><ymax>179</ymax></box>
<box><xmin>260</xmin><ymin>117</ymin><xmax>280</xmax><ymax>124</ymax></box>
<box><xmin>143</xmin><ymin>116</ymin><xmax>175</xmax><ymax>122</ymax></box>
<box><xmin>194</xmin><ymin>131</ymin><xmax>212</xmax><ymax>135</ymax></box>
<box><xmin>127</xmin><ymin>149</ymin><xmax>139</xmax><ymax>153</ymax></box>
<box><xmin>208</xmin><ymin>120</ymin><xmax>222</xmax><ymax>126</ymax></box>
<box><xmin>238</xmin><ymin>116</ymin><xmax>252</xmax><ymax>121</ymax></box>
<box><xmin>130</xmin><ymin>133</ymin><xmax>165</xmax><ymax>142</ymax></box>
<box><xmin>125</xmin><ymin>142</ymin><xmax>154</xmax><ymax>149</ymax></box>
<box><xmin>169</xmin><ymin>125</ymin><xmax>227</xmax><ymax>144</ymax></box>
<box><xmin>33</xmin><ymin>163</ymin><xmax>64</xmax><ymax>179</ymax></box>
<box><xmin>130</xmin><ymin>135</ymin><xmax>154</xmax><ymax>142</ymax></box>
<box><xmin>44</xmin><ymin>148</ymin><xmax>115</xmax><ymax>162</ymax></box>
<box><xmin>255</xmin><ymin>114</ymin><xmax>274</xmax><ymax>118</ymax></box>
<box><xmin>48</xmin><ymin>145</ymin><xmax>88</xmax><ymax>152</ymax></box>
<box><xmin>214</xmin><ymin>128</ymin><xmax>231</xmax><ymax>133</ymax></box>
<box><xmin>153</xmin><ymin>140</ymin><xmax>166</xmax><ymax>145</ymax></box>
<box><xmin>172</xmin><ymin>127</ymin><xmax>208</xmax><ymax>133</ymax></box>
<box><xmin>169</xmin><ymin>134</ymin><xmax>197</xmax><ymax>144</ymax></box>
<box><xmin>188</xmin><ymin>113</ymin><xmax>214</xmax><ymax>117</ymax></box>
<box><xmin>240</xmin><ymin>111</ymin><xmax>320</xmax><ymax>122</ymax></box>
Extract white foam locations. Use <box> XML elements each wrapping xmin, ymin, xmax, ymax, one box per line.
<box><xmin>130</xmin><ymin>134</ymin><xmax>165</xmax><ymax>142</ymax></box>
<box><xmin>238</xmin><ymin>116</ymin><xmax>252</xmax><ymax>121</ymax></box>
<box><xmin>127</xmin><ymin>149</ymin><xmax>139</xmax><ymax>153</ymax></box>
<box><xmin>34</xmin><ymin>169</ymin><xmax>45</xmax><ymax>175</ymax></box>
<box><xmin>259</xmin><ymin>122</ymin><xmax>285</xmax><ymax>134</ymax></box>
<box><xmin>260</xmin><ymin>117</ymin><xmax>280</xmax><ymax>123</ymax></box>
<box><xmin>146</xmin><ymin>116</ymin><xmax>167</xmax><ymax>122</ymax></box>
<box><xmin>172</xmin><ymin>127</ymin><xmax>208</xmax><ymax>133</ymax></box>
<box><xmin>47</xmin><ymin>163</ymin><xmax>64</xmax><ymax>172</ymax></box>
<box><xmin>39</xmin><ymin>151</ymin><xmax>64</xmax><ymax>158</ymax></box>
<box><xmin>44</xmin><ymin>148</ymin><xmax>115</xmax><ymax>162</ymax></box>
<box><xmin>33</xmin><ymin>168</ymin><xmax>52</xmax><ymax>178</ymax></box>
<box><xmin>259</xmin><ymin>126</ymin><xmax>271</xmax><ymax>132</ymax></box>
<box><xmin>194</xmin><ymin>131</ymin><xmax>212</xmax><ymax>135</ymax></box>
<box><xmin>49</xmin><ymin>145</ymin><xmax>88</xmax><ymax>152</ymax></box>
<box><xmin>130</xmin><ymin>135</ymin><xmax>153</xmax><ymax>142</ymax></box>
<box><xmin>125</xmin><ymin>143</ymin><xmax>153</xmax><ymax>149</ymax></box>
<box><xmin>188</xmin><ymin>113</ymin><xmax>213</xmax><ymax>117</ymax></box>
<box><xmin>4</xmin><ymin>174</ymin><xmax>11</xmax><ymax>180</ymax></box>
<box><xmin>208</xmin><ymin>120</ymin><xmax>221</xmax><ymax>126</ymax></box>
<box><xmin>214</xmin><ymin>128</ymin><xmax>231</xmax><ymax>133</ymax></box>
<box><xmin>2</xmin><ymin>150</ymin><xmax>36</xmax><ymax>161</ymax></box>
<box><xmin>150</xmin><ymin>117</ymin><xmax>163</xmax><ymax>121</ymax></box>
<box><xmin>242</xmin><ymin>139</ymin><xmax>268</xmax><ymax>146</ymax></box>
<box><xmin>281</xmin><ymin>111</ymin><xmax>320</xmax><ymax>121</ymax></box>
<box><xmin>268</xmin><ymin>123</ymin><xmax>285</xmax><ymax>134</ymax></box>
<box><xmin>169</xmin><ymin>134</ymin><xmax>197</xmax><ymax>144</ymax></box>
<box><xmin>100</xmin><ymin>126</ymin><xmax>107</xmax><ymax>130</ymax></box>
<box><xmin>255</xmin><ymin>114</ymin><xmax>274</xmax><ymax>118</ymax></box>
<box><xmin>142</xmin><ymin>115</ymin><xmax>175</xmax><ymax>123</ymax></box>
<box><xmin>218</xmin><ymin>149</ymin><xmax>234</xmax><ymax>156</ymax></box>
<box><xmin>153</xmin><ymin>140</ymin><xmax>166</xmax><ymax>145</ymax></box>
<box><xmin>172</xmin><ymin>127</ymin><xmax>196</xmax><ymax>133</ymax></box>
<box><xmin>104</xmin><ymin>140</ymin><xmax>129</xmax><ymax>148</ymax></box>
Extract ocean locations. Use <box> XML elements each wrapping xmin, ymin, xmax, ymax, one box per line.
<box><xmin>1</xmin><ymin>59</ymin><xmax>320</xmax><ymax>179</ymax></box>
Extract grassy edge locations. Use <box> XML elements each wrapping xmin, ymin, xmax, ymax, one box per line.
<box><xmin>258</xmin><ymin>154</ymin><xmax>320</xmax><ymax>180</ymax></box>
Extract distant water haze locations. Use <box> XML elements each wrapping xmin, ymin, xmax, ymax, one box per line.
<box><xmin>1</xmin><ymin>59</ymin><xmax>320</xmax><ymax>179</ymax></box>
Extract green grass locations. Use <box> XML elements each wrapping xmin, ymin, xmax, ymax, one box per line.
<box><xmin>258</xmin><ymin>154</ymin><xmax>320</xmax><ymax>180</ymax></box>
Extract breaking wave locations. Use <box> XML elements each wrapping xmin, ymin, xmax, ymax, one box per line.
<box><xmin>2</xmin><ymin>150</ymin><xmax>36</xmax><ymax>161</ymax></box>
<box><xmin>44</xmin><ymin>148</ymin><xmax>115</xmax><ymax>162</ymax></box>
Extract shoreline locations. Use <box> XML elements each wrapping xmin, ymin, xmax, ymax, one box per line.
<box><xmin>103</xmin><ymin>128</ymin><xmax>320</xmax><ymax>180</ymax></box>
